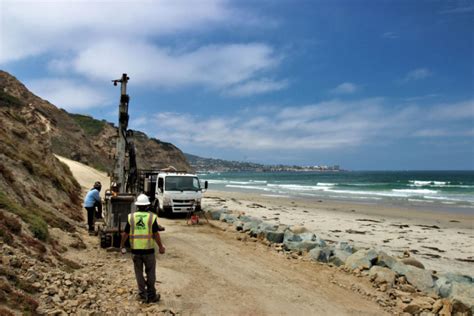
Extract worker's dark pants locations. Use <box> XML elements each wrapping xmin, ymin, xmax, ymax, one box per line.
<box><xmin>85</xmin><ymin>207</ymin><xmax>95</xmax><ymax>232</ymax></box>
<box><xmin>132</xmin><ymin>253</ymin><xmax>157</xmax><ymax>299</ymax></box>
<box><xmin>85</xmin><ymin>203</ymin><xmax>102</xmax><ymax>232</ymax></box>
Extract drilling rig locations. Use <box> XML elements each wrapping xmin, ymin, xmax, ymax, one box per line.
<box><xmin>99</xmin><ymin>73</ymin><xmax>137</xmax><ymax>248</ymax></box>
<box><xmin>98</xmin><ymin>73</ymin><xmax>206</xmax><ymax>248</ymax></box>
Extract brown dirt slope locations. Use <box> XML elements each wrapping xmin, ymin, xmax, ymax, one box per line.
<box><xmin>0</xmin><ymin>71</ymin><xmax>85</xmax><ymax>315</ymax></box>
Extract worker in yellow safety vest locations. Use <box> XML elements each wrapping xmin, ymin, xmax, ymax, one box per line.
<box><xmin>120</xmin><ymin>194</ymin><xmax>165</xmax><ymax>303</ymax></box>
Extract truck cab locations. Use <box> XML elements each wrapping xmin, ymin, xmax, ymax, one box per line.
<box><xmin>154</xmin><ymin>172</ymin><xmax>208</xmax><ymax>217</ymax></box>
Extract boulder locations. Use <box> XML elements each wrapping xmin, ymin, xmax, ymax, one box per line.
<box><xmin>401</xmin><ymin>257</ymin><xmax>425</xmax><ymax>269</ymax></box>
<box><xmin>309</xmin><ymin>247</ymin><xmax>332</xmax><ymax>263</ymax></box>
<box><xmin>336</xmin><ymin>241</ymin><xmax>355</xmax><ymax>254</ymax></box>
<box><xmin>266</xmin><ymin>231</ymin><xmax>284</xmax><ymax>243</ymax></box>
<box><xmin>329</xmin><ymin>249</ymin><xmax>351</xmax><ymax>266</ymax></box>
<box><xmin>242</xmin><ymin>220</ymin><xmax>261</xmax><ymax>233</ymax></box>
<box><xmin>450</xmin><ymin>282</ymin><xmax>474</xmax><ymax>314</ymax></box>
<box><xmin>233</xmin><ymin>220</ymin><xmax>244</xmax><ymax>231</ymax></box>
<box><xmin>369</xmin><ymin>266</ymin><xmax>396</xmax><ymax>286</ymax></box>
<box><xmin>288</xmin><ymin>225</ymin><xmax>309</xmax><ymax>234</ymax></box>
<box><xmin>238</xmin><ymin>215</ymin><xmax>254</xmax><ymax>223</ymax></box>
<box><xmin>328</xmin><ymin>241</ymin><xmax>356</xmax><ymax>266</ymax></box>
<box><xmin>208</xmin><ymin>209</ymin><xmax>225</xmax><ymax>220</ymax></box>
<box><xmin>432</xmin><ymin>299</ymin><xmax>444</xmax><ymax>314</ymax></box>
<box><xmin>250</xmin><ymin>222</ymin><xmax>278</xmax><ymax>237</ymax></box>
<box><xmin>404</xmin><ymin>266</ymin><xmax>435</xmax><ymax>294</ymax></box>
<box><xmin>344</xmin><ymin>249</ymin><xmax>378</xmax><ymax>270</ymax></box>
<box><xmin>438</xmin><ymin>299</ymin><xmax>453</xmax><ymax>316</ymax></box>
<box><xmin>265</xmin><ymin>226</ymin><xmax>288</xmax><ymax>244</ymax></box>
<box><xmin>391</xmin><ymin>261</ymin><xmax>414</xmax><ymax>276</ymax></box>
<box><xmin>283</xmin><ymin>232</ymin><xmax>326</xmax><ymax>252</ymax></box>
<box><xmin>436</xmin><ymin>273</ymin><xmax>473</xmax><ymax>298</ymax></box>
<box><xmin>376</xmin><ymin>251</ymin><xmax>397</xmax><ymax>269</ymax></box>
<box><xmin>283</xmin><ymin>230</ymin><xmax>302</xmax><ymax>243</ymax></box>
<box><xmin>220</xmin><ymin>213</ymin><xmax>238</xmax><ymax>224</ymax></box>
<box><xmin>402</xmin><ymin>296</ymin><xmax>435</xmax><ymax>314</ymax></box>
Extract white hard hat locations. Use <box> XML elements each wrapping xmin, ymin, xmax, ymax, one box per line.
<box><xmin>135</xmin><ymin>194</ymin><xmax>150</xmax><ymax>206</ymax></box>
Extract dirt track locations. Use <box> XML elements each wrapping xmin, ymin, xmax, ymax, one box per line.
<box><xmin>58</xmin><ymin>155</ymin><xmax>393</xmax><ymax>315</ymax></box>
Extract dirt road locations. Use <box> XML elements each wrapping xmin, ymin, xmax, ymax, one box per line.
<box><xmin>58</xmin><ymin>156</ymin><xmax>393</xmax><ymax>315</ymax></box>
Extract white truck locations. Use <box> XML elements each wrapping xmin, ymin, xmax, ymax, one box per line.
<box><xmin>153</xmin><ymin>171</ymin><xmax>208</xmax><ymax>217</ymax></box>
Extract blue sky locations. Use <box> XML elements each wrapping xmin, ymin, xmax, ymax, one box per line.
<box><xmin>1</xmin><ymin>0</ymin><xmax>473</xmax><ymax>170</ymax></box>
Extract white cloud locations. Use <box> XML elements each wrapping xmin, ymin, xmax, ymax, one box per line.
<box><xmin>72</xmin><ymin>40</ymin><xmax>280</xmax><ymax>89</ymax></box>
<box><xmin>330</xmin><ymin>82</ymin><xmax>359</xmax><ymax>94</ymax></box>
<box><xmin>1</xmin><ymin>0</ymin><xmax>285</xmax><ymax>97</ymax></box>
<box><xmin>140</xmin><ymin>98</ymin><xmax>474</xmax><ymax>151</ymax></box>
<box><xmin>225</xmin><ymin>79</ymin><xmax>288</xmax><ymax>97</ymax></box>
<box><xmin>0</xmin><ymin>0</ymin><xmax>233</xmax><ymax>64</ymax></box>
<box><xmin>26</xmin><ymin>78</ymin><xmax>110</xmax><ymax>110</ymax></box>
<box><xmin>428</xmin><ymin>100</ymin><xmax>474</xmax><ymax>120</ymax></box>
<box><xmin>403</xmin><ymin>68</ymin><xmax>432</xmax><ymax>81</ymax></box>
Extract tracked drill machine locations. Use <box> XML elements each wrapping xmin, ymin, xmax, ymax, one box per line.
<box><xmin>99</xmin><ymin>73</ymin><xmax>138</xmax><ymax>248</ymax></box>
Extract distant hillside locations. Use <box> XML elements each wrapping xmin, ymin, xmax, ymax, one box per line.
<box><xmin>185</xmin><ymin>153</ymin><xmax>341</xmax><ymax>172</ymax></box>
<box><xmin>185</xmin><ymin>153</ymin><xmax>266</xmax><ymax>172</ymax></box>
<box><xmin>66</xmin><ymin>113</ymin><xmax>191</xmax><ymax>172</ymax></box>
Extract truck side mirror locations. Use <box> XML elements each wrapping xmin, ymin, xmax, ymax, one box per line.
<box><xmin>204</xmin><ymin>181</ymin><xmax>208</xmax><ymax>190</ymax></box>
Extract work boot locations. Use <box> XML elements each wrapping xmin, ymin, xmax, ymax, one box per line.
<box><xmin>137</xmin><ymin>294</ymin><xmax>147</xmax><ymax>302</ymax></box>
<box><xmin>147</xmin><ymin>293</ymin><xmax>161</xmax><ymax>303</ymax></box>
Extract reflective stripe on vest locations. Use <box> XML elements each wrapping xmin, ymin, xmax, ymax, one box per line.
<box><xmin>128</xmin><ymin>212</ymin><xmax>157</xmax><ymax>250</ymax></box>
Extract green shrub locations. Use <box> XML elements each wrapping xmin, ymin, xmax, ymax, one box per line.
<box><xmin>0</xmin><ymin>91</ymin><xmax>22</xmax><ymax>107</ymax></box>
<box><xmin>0</xmin><ymin>191</ymin><xmax>49</xmax><ymax>241</ymax></box>
<box><xmin>69</xmin><ymin>113</ymin><xmax>105</xmax><ymax>136</ymax></box>
<box><xmin>28</xmin><ymin>217</ymin><xmax>48</xmax><ymax>241</ymax></box>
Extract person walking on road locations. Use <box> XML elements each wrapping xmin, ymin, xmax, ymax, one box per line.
<box><xmin>83</xmin><ymin>181</ymin><xmax>102</xmax><ymax>234</ymax></box>
<box><xmin>120</xmin><ymin>194</ymin><xmax>166</xmax><ymax>303</ymax></box>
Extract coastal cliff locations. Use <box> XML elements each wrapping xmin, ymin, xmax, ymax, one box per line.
<box><xmin>0</xmin><ymin>70</ymin><xmax>190</xmax><ymax>314</ymax></box>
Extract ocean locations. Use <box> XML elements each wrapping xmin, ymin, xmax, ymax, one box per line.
<box><xmin>199</xmin><ymin>171</ymin><xmax>474</xmax><ymax>211</ymax></box>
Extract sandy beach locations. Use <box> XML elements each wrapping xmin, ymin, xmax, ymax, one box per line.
<box><xmin>203</xmin><ymin>190</ymin><xmax>474</xmax><ymax>276</ymax></box>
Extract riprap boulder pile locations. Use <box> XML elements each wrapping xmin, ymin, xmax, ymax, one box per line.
<box><xmin>207</xmin><ymin>208</ymin><xmax>474</xmax><ymax>315</ymax></box>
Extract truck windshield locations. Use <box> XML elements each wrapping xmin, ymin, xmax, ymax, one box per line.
<box><xmin>165</xmin><ymin>176</ymin><xmax>201</xmax><ymax>191</ymax></box>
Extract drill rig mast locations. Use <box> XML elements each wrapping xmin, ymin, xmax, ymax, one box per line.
<box><xmin>111</xmin><ymin>73</ymin><xmax>132</xmax><ymax>193</ymax></box>
<box><xmin>99</xmin><ymin>73</ymin><xmax>137</xmax><ymax>248</ymax></box>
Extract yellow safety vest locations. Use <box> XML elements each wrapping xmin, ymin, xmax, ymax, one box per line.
<box><xmin>128</xmin><ymin>212</ymin><xmax>157</xmax><ymax>250</ymax></box>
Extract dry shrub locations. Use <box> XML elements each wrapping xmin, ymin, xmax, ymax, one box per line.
<box><xmin>55</xmin><ymin>253</ymin><xmax>82</xmax><ymax>271</ymax></box>
<box><xmin>0</xmin><ymin>212</ymin><xmax>22</xmax><ymax>234</ymax></box>
<box><xmin>69</xmin><ymin>237</ymin><xmax>87</xmax><ymax>250</ymax></box>
<box><xmin>0</xmin><ymin>307</ymin><xmax>14</xmax><ymax>316</ymax></box>
<box><xmin>21</xmin><ymin>235</ymin><xmax>47</xmax><ymax>254</ymax></box>
<box><xmin>0</xmin><ymin>163</ymin><xmax>15</xmax><ymax>184</ymax></box>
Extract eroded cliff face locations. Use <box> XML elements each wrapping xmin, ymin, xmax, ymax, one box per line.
<box><xmin>0</xmin><ymin>70</ymin><xmax>190</xmax><ymax>314</ymax></box>
<box><xmin>0</xmin><ymin>71</ymin><xmax>87</xmax><ymax>314</ymax></box>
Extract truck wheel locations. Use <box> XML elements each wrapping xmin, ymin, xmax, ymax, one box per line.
<box><xmin>151</xmin><ymin>200</ymin><xmax>159</xmax><ymax>215</ymax></box>
<box><xmin>156</xmin><ymin>201</ymin><xmax>164</xmax><ymax>218</ymax></box>
<box><xmin>105</xmin><ymin>234</ymin><xmax>112</xmax><ymax>248</ymax></box>
<box><xmin>100</xmin><ymin>233</ymin><xmax>107</xmax><ymax>248</ymax></box>
<box><xmin>100</xmin><ymin>232</ymin><xmax>112</xmax><ymax>248</ymax></box>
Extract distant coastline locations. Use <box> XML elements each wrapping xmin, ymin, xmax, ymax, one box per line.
<box><xmin>185</xmin><ymin>153</ymin><xmax>341</xmax><ymax>172</ymax></box>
